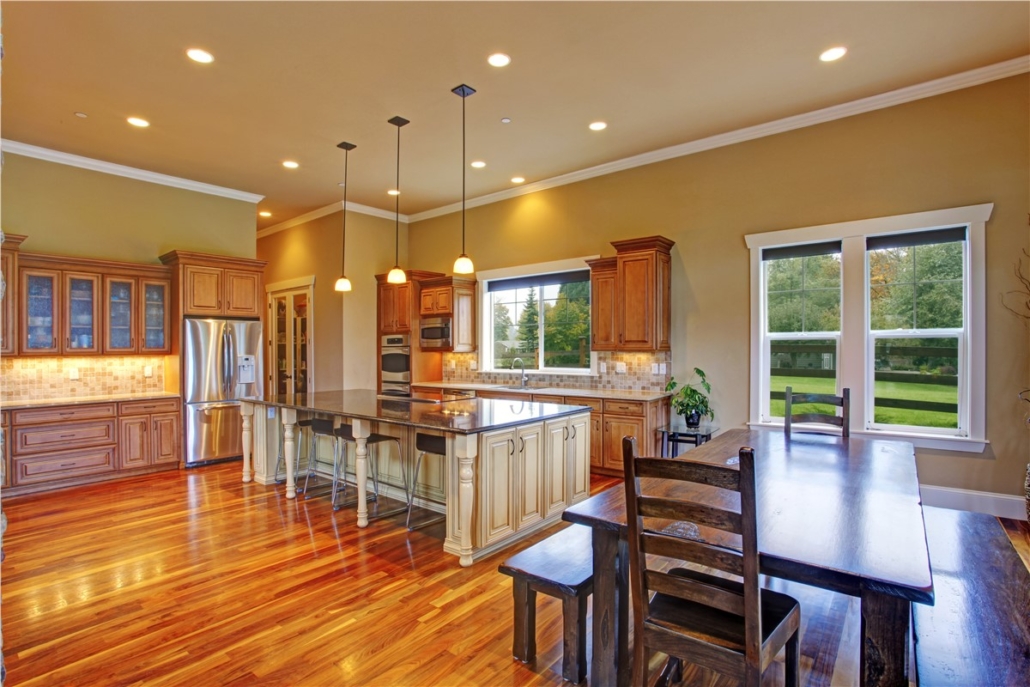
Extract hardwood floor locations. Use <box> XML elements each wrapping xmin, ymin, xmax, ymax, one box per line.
<box><xmin>1</xmin><ymin>465</ymin><xmax>1024</xmax><ymax>686</ymax></box>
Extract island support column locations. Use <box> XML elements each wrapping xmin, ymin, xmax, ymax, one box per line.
<box><xmin>353</xmin><ymin>419</ymin><xmax>371</xmax><ymax>527</ymax></box>
<box><xmin>454</xmin><ymin>434</ymin><xmax>478</xmax><ymax>567</ymax></box>
<box><xmin>240</xmin><ymin>401</ymin><xmax>254</xmax><ymax>482</ymax></box>
<box><xmin>281</xmin><ymin>408</ymin><xmax>298</xmax><ymax>498</ymax></box>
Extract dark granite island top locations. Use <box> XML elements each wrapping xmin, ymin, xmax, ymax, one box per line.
<box><xmin>248</xmin><ymin>389</ymin><xmax>590</xmax><ymax>434</ymax></box>
<box><xmin>239</xmin><ymin>390</ymin><xmax>594</xmax><ymax>567</ymax></box>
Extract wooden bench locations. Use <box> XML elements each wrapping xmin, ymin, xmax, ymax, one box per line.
<box><xmin>914</xmin><ymin>506</ymin><xmax>1030</xmax><ymax>686</ymax></box>
<box><xmin>498</xmin><ymin>524</ymin><xmax>593</xmax><ymax>684</ymax></box>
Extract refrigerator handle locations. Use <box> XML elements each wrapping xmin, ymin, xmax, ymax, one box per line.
<box><xmin>221</xmin><ymin>325</ymin><xmax>232</xmax><ymax>399</ymax></box>
<box><xmin>228</xmin><ymin>326</ymin><xmax>239</xmax><ymax>397</ymax></box>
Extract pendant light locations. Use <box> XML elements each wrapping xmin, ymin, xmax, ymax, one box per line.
<box><xmin>386</xmin><ymin>115</ymin><xmax>409</xmax><ymax>285</ymax></box>
<box><xmin>452</xmin><ymin>84</ymin><xmax>476</xmax><ymax>275</ymax></box>
<box><xmin>334</xmin><ymin>141</ymin><xmax>356</xmax><ymax>292</ymax></box>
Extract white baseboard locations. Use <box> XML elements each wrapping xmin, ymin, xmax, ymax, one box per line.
<box><xmin>920</xmin><ymin>484</ymin><xmax>1028</xmax><ymax>520</ymax></box>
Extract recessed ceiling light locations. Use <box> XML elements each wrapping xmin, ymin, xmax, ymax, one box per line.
<box><xmin>187</xmin><ymin>48</ymin><xmax>214</xmax><ymax>64</ymax></box>
<box><xmin>488</xmin><ymin>53</ymin><xmax>511</xmax><ymax>67</ymax></box>
<box><xmin>127</xmin><ymin>117</ymin><xmax>150</xmax><ymax>128</ymax></box>
<box><xmin>820</xmin><ymin>46</ymin><xmax>847</xmax><ymax>62</ymax></box>
<box><xmin>589</xmin><ymin>121</ymin><xmax>607</xmax><ymax>131</ymax></box>
<box><xmin>282</xmin><ymin>160</ymin><xmax>299</xmax><ymax>169</ymax></box>
<box><xmin>338</xmin><ymin>182</ymin><xmax>347</xmax><ymax>187</ymax></box>
<box><xmin>471</xmin><ymin>161</ymin><xmax>486</xmax><ymax>169</ymax></box>
<box><xmin>259</xmin><ymin>211</ymin><xmax>272</xmax><ymax>218</ymax></box>
<box><xmin>501</xmin><ymin>117</ymin><xmax>511</xmax><ymax>124</ymax></box>
<box><xmin>74</xmin><ymin>112</ymin><xmax>88</xmax><ymax>118</ymax></box>
<box><xmin>511</xmin><ymin>177</ymin><xmax>525</xmax><ymax>184</ymax></box>
<box><xmin>388</xmin><ymin>189</ymin><xmax>400</xmax><ymax>196</ymax></box>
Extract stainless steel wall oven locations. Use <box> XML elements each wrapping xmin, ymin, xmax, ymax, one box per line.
<box><xmin>380</xmin><ymin>333</ymin><xmax>411</xmax><ymax>396</ymax></box>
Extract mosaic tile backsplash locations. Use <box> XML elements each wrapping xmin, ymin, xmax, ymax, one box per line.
<box><xmin>442</xmin><ymin>351</ymin><xmax>672</xmax><ymax>391</ymax></box>
<box><xmin>1</xmin><ymin>356</ymin><xmax>167</xmax><ymax>402</ymax></box>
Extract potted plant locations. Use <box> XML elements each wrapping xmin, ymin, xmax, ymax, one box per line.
<box><xmin>666</xmin><ymin>367</ymin><xmax>713</xmax><ymax>428</ymax></box>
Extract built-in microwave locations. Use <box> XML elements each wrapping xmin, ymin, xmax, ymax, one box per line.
<box><xmin>420</xmin><ymin>317</ymin><xmax>452</xmax><ymax>349</ymax></box>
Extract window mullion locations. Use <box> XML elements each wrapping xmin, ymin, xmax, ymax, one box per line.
<box><xmin>840</xmin><ymin>236</ymin><xmax>866</xmax><ymax>428</ymax></box>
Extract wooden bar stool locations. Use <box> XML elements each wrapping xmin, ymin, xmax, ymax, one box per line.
<box><xmin>332</xmin><ymin>424</ymin><xmax>406</xmax><ymax>520</ymax></box>
<box><xmin>406</xmin><ymin>433</ymin><xmax>447</xmax><ymax>530</ymax></box>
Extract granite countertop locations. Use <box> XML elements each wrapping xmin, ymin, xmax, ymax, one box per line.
<box><xmin>411</xmin><ymin>381</ymin><xmax>672</xmax><ymax>402</ymax></box>
<box><xmin>2</xmin><ymin>392</ymin><xmax>181</xmax><ymax>410</ymax></box>
<box><xmin>248</xmin><ymin>389</ymin><xmax>590</xmax><ymax>435</ymax></box>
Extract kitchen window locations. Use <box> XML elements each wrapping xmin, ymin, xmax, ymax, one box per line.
<box><xmin>746</xmin><ymin>204</ymin><xmax>991</xmax><ymax>452</ymax></box>
<box><xmin>478</xmin><ymin>258</ymin><xmax>595</xmax><ymax>374</ymax></box>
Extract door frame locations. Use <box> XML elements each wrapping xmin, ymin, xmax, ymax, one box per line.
<box><xmin>266</xmin><ymin>276</ymin><xmax>315</xmax><ymax>397</ymax></box>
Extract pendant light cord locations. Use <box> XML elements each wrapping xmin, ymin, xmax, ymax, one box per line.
<box><xmin>342</xmin><ymin>149</ymin><xmax>348</xmax><ymax>275</ymax></box>
<box><xmin>461</xmin><ymin>94</ymin><xmax>466</xmax><ymax>254</ymax></box>
<box><xmin>395</xmin><ymin>123</ymin><xmax>401</xmax><ymax>266</ymax></box>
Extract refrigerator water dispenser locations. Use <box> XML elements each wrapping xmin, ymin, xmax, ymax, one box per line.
<box><xmin>238</xmin><ymin>355</ymin><xmax>256</xmax><ymax>384</ymax></box>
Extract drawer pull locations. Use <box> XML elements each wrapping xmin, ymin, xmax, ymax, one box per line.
<box><xmin>142</xmin><ymin>405</ymin><xmax>155</xmax><ymax>410</ymax></box>
<box><xmin>59</xmin><ymin>412</ymin><xmax>74</xmax><ymax>416</ymax></box>
<box><xmin>60</xmin><ymin>434</ymin><xmax>76</xmax><ymax>439</ymax></box>
<box><xmin>61</xmin><ymin>463</ymin><xmax>76</xmax><ymax>468</ymax></box>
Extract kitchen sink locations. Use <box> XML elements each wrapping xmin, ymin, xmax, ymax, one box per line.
<box><xmin>493</xmin><ymin>386</ymin><xmax>535</xmax><ymax>392</ymax></box>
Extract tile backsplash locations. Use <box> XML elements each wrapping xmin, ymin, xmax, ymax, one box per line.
<box><xmin>1</xmin><ymin>355</ymin><xmax>167</xmax><ymax>402</ymax></box>
<box><xmin>443</xmin><ymin>351</ymin><xmax>672</xmax><ymax>391</ymax></box>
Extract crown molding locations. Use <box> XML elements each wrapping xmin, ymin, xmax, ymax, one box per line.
<box><xmin>409</xmin><ymin>55</ymin><xmax>1030</xmax><ymax>223</ymax></box>
<box><xmin>256</xmin><ymin>200</ymin><xmax>407</xmax><ymax>239</ymax></box>
<box><xmin>0</xmin><ymin>139</ymin><xmax>264</xmax><ymax>204</ymax></box>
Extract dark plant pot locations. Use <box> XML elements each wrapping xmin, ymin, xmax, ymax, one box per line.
<box><xmin>685</xmin><ymin>411</ymin><xmax>702</xmax><ymax>428</ymax></box>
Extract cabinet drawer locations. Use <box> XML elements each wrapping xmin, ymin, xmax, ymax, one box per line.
<box><xmin>119</xmin><ymin>398</ymin><xmax>180</xmax><ymax>416</ymax></box>
<box><xmin>603</xmin><ymin>399</ymin><xmax>645</xmax><ymax>416</ymax></box>
<box><xmin>14</xmin><ymin>420</ymin><xmax>117</xmax><ymax>455</ymax></box>
<box><xmin>12</xmin><ymin>446</ymin><xmax>117</xmax><ymax>485</ymax></box>
<box><xmin>570</xmin><ymin>397</ymin><xmax>603</xmax><ymax>413</ymax></box>
<box><xmin>12</xmin><ymin>403</ymin><xmax>116</xmax><ymax>426</ymax></box>
<box><xmin>532</xmin><ymin>394</ymin><xmax>565</xmax><ymax>404</ymax></box>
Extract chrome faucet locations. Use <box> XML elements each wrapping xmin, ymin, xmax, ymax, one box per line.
<box><xmin>512</xmin><ymin>357</ymin><xmax>528</xmax><ymax>388</ymax></box>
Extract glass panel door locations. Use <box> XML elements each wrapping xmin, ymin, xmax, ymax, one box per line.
<box><xmin>269</xmin><ymin>286</ymin><xmax>314</xmax><ymax>396</ymax></box>
<box><xmin>64</xmin><ymin>273</ymin><xmax>100</xmax><ymax>354</ymax></box>
<box><xmin>22</xmin><ymin>269</ymin><xmax>60</xmax><ymax>354</ymax></box>
<box><xmin>273</xmin><ymin>295</ymin><xmax>289</xmax><ymax>395</ymax></box>
<box><xmin>140</xmin><ymin>280</ymin><xmax>170</xmax><ymax>352</ymax></box>
<box><xmin>105</xmin><ymin>277</ymin><xmax>137</xmax><ymax>352</ymax></box>
<box><xmin>293</xmin><ymin>293</ymin><xmax>309</xmax><ymax>393</ymax></box>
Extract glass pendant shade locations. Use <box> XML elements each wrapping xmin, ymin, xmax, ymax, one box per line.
<box><xmin>334</xmin><ymin>276</ymin><xmax>352</xmax><ymax>292</ymax></box>
<box><xmin>453</xmin><ymin>254</ymin><xmax>474</xmax><ymax>274</ymax></box>
<box><xmin>387</xmin><ymin>267</ymin><xmax>406</xmax><ymax>284</ymax></box>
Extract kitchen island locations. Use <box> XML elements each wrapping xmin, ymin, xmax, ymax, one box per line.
<box><xmin>240</xmin><ymin>390</ymin><xmax>591</xmax><ymax>566</ymax></box>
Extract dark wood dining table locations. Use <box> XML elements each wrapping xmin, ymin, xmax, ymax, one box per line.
<box><xmin>563</xmin><ymin>427</ymin><xmax>934</xmax><ymax>687</ymax></box>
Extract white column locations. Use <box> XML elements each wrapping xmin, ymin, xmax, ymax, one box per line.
<box><xmin>454</xmin><ymin>433</ymin><xmax>477</xmax><ymax>567</ymax></box>
<box><xmin>282</xmin><ymin>407</ymin><xmax>298</xmax><ymax>498</ymax></box>
<box><xmin>240</xmin><ymin>401</ymin><xmax>254</xmax><ymax>483</ymax></box>
<box><xmin>353</xmin><ymin>418</ymin><xmax>370</xmax><ymax>527</ymax></box>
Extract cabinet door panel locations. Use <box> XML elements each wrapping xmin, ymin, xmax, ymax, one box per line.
<box><xmin>419</xmin><ymin>289</ymin><xmax>437</xmax><ymax>316</ymax></box>
<box><xmin>140</xmin><ymin>279</ymin><xmax>171</xmax><ymax>353</ymax></box>
<box><xmin>379</xmin><ymin>283</ymin><xmax>397</xmax><ymax>333</ymax></box>
<box><xmin>590</xmin><ymin>414</ymin><xmax>604</xmax><ymax>469</ymax></box>
<box><xmin>119</xmin><ymin>417</ymin><xmax>148</xmax><ymax>469</ymax></box>
<box><xmin>1</xmin><ymin>252</ymin><xmax>15</xmax><ymax>355</ymax></box>
<box><xmin>151</xmin><ymin>413</ymin><xmax>181</xmax><ymax>465</ymax></box>
<box><xmin>591</xmin><ymin>270</ymin><xmax>617</xmax><ymax>351</ymax></box>
<box><xmin>395</xmin><ymin>282</ymin><xmax>412</xmax><ymax>332</ymax></box>
<box><xmin>603</xmin><ymin>415</ymin><xmax>644</xmax><ymax>472</ymax></box>
<box><xmin>224</xmin><ymin>270</ymin><xmax>261</xmax><ymax>318</ymax></box>
<box><xmin>21</xmin><ymin>269</ymin><xmax>61</xmax><ymax>355</ymax></box>
<box><xmin>184</xmin><ymin>265</ymin><xmax>223</xmax><ymax>315</ymax></box>
<box><xmin>453</xmin><ymin>286</ymin><xmax>476</xmax><ymax>352</ymax></box>
<box><xmin>516</xmin><ymin>424</ymin><xmax>545</xmax><ymax>530</ymax></box>
<box><xmin>64</xmin><ymin>272</ymin><xmax>101</xmax><ymax>354</ymax></box>
<box><xmin>617</xmin><ymin>252</ymin><xmax>655</xmax><ymax>350</ymax></box>
<box><xmin>544</xmin><ymin>419</ymin><xmax>567</xmax><ymax>518</ymax></box>
<box><xmin>479</xmin><ymin>429</ymin><xmax>516</xmax><ymax>546</ymax></box>
<box><xmin>570</xmin><ymin>414</ymin><xmax>590</xmax><ymax>502</ymax></box>
<box><xmin>104</xmin><ymin>277</ymin><xmax>137</xmax><ymax>353</ymax></box>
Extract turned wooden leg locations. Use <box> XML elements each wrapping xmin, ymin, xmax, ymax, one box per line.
<box><xmin>352</xmin><ymin>419</ymin><xmax>370</xmax><ymax>528</ymax></box>
<box><xmin>281</xmin><ymin>408</ymin><xmax>298</xmax><ymax>499</ymax></box>
<box><xmin>240</xmin><ymin>402</ymin><xmax>254</xmax><ymax>483</ymax></box>
<box><xmin>454</xmin><ymin>434</ymin><xmax>477</xmax><ymax>567</ymax></box>
<box><xmin>512</xmin><ymin>579</ymin><xmax>536</xmax><ymax>663</ymax></box>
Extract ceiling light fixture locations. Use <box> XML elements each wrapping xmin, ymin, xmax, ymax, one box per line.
<box><xmin>501</xmin><ymin>117</ymin><xmax>511</xmax><ymax>124</ymax></box>
<box><xmin>511</xmin><ymin>177</ymin><xmax>525</xmax><ymax>184</ymax></box>
<box><xmin>589</xmin><ymin>121</ymin><xmax>607</xmax><ymax>131</ymax></box>
<box><xmin>335</xmin><ymin>141</ymin><xmax>357</xmax><ymax>293</ymax></box>
<box><xmin>452</xmin><ymin>84</ymin><xmax>476</xmax><ymax>276</ymax></box>
<box><xmin>470</xmin><ymin>160</ymin><xmax>486</xmax><ymax>169</ymax></box>
<box><xmin>259</xmin><ymin>211</ymin><xmax>272</xmax><ymax>218</ymax></box>
<box><xmin>387</xmin><ymin>116</ymin><xmax>409</xmax><ymax>285</ymax></box>
<box><xmin>820</xmin><ymin>46</ymin><xmax>847</xmax><ymax>62</ymax></box>
<box><xmin>487</xmin><ymin>53</ymin><xmax>511</xmax><ymax>67</ymax></box>
<box><xmin>282</xmin><ymin>160</ymin><xmax>299</xmax><ymax>169</ymax></box>
<box><xmin>127</xmin><ymin>117</ymin><xmax>150</xmax><ymax>128</ymax></box>
<box><xmin>387</xmin><ymin>189</ymin><xmax>400</xmax><ymax>196</ymax></box>
<box><xmin>74</xmin><ymin>112</ymin><xmax>88</xmax><ymax>118</ymax></box>
<box><xmin>186</xmin><ymin>48</ymin><xmax>214</xmax><ymax>64</ymax></box>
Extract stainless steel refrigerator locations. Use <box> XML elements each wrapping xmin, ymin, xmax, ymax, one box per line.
<box><xmin>183</xmin><ymin>318</ymin><xmax>264</xmax><ymax>465</ymax></box>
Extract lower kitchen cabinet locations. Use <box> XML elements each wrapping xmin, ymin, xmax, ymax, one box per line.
<box><xmin>5</xmin><ymin>397</ymin><xmax>181</xmax><ymax>497</ymax></box>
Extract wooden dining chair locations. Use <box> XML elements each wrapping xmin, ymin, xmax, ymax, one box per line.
<box><xmin>784</xmin><ymin>386</ymin><xmax>850</xmax><ymax>437</ymax></box>
<box><xmin>622</xmin><ymin>436</ymin><xmax>800</xmax><ymax>687</ymax></box>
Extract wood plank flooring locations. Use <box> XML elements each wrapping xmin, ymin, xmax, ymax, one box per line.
<box><xmin>0</xmin><ymin>464</ymin><xmax>1024</xmax><ymax>686</ymax></box>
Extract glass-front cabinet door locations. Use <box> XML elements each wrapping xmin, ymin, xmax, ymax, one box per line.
<box><xmin>139</xmin><ymin>279</ymin><xmax>170</xmax><ymax>353</ymax></box>
<box><xmin>21</xmin><ymin>269</ymin><xmax>61</xmax><ymax>355</ymax></box>
<box><xmin>105</xmin><ymin>277</ymin><xmax>137</xmax><ymax>353</ymax></box>
<box><xmin>270</xmin><ymin>288</ymin><xmax>312</xmax><ymax>395</ymax></box>
<box><xmin>63</xmin><ymin>272</ymin><xmax>101</xmax><ymax>354</ymax></box>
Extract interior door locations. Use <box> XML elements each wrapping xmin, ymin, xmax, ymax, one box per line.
<box><xmin>269</xmin><ymin>286</ymin><xmax>313</xmax><ymax>395</ymax></box>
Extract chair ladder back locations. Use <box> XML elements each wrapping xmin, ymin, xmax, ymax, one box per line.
<box><xmin>642</xmin><ymin>531</ymin><xmax>744</xmax><ymax>576</ymax></box>
<box><xmin>737</xmin><ymin>446</ymin><xmax>762</xmax><ymax>676</ymax></box>
<box><xmin>638</xmin><ymin>496</ymin><xmax>743</xmax><ymax>534</ymax></box>
<box><xmin>785</xmin><ymin>386</ymin><xmax>851</xmax><ymax>437</ymax></box>
<box><xmin>646</xmin><ymin>569</ymin><xmax>746</xmax><ymax>616</ymax></box>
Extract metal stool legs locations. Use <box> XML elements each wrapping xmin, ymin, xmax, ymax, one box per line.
<box><xmin>406</xmin><ymin>433</ymin><xmax>447</xmax><ymax>530</ymax></box>
<box><xmin>331</xmin><ymin>426</ymin><xmax>405</xmax><ymax>520</ymax></box>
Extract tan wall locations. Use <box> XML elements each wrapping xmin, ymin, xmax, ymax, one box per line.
<box><xmin>1</xmin><ymin>154</ymin><xmax>257</xmax><ymax>262</ymax></box>
<box><xmin>411</xmin><ymin>74</ymin><xmax>1030</xmax><ymax>497</ymax></box>
<box><xmin>258</xmin><ymin>211</ymin><xmax>407</xmax><ymax>391</ymax></box>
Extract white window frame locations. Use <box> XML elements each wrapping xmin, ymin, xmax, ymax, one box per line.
<box><xmin>746</xmin><ymin>204</ymin><xmax>991</xmax><ymax>452</ymax></box>
<box><xmin>476</xmin><ymin>257</ymin><xmax>599</xmax><ymax>377</ymax></box>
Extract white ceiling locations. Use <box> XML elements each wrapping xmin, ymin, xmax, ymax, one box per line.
<box><xmin>3</xmin><ymin>2</ymin><xmax>1028</xmax><ymax>230</ymax></box>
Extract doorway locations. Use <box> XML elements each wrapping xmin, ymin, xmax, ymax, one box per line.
<box><xmin>267</xmin><ymin>280</ymin><xmax>314</xmax><ymax>396</ymax></box>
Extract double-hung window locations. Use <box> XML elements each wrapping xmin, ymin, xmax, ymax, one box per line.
<box><xmin>747</xmin><ymin>204</ymin><xmax>991</xmax><ymax>451</ymax></box>
<box><xmin>479</xmin><ymin>259</ymin><xmax>593</xmax><ymax>373</ymax></box>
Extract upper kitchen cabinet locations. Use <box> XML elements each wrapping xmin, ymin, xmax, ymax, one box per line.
<box><xmin>1</xmin><ymin>234</ymin><xmax>26</xmax><ymax>356</ymax></box>
<box><xmin>587</xmin><ymin>236</ymin><xmax>674</xmax><ymax>352</ymax></box>
<box><xmin>160</xmin><ymin>251</ymin><xmax>267</xmax><ymax>320</ymax></box>
<box><xmin>20</xmin><ymin>268</ymin><xmax>61</xmax><ymax>355</ymax></box>
<box><xmin>64</xmin><ymin>273</ymin><xmax>102</xmax><ymax>355</ymax></box>
<box><xmin>376</xmin><ymin>270</ymin><xmax>444</xmax><ymax>335</ymax></box>
<box><xmin>418</xmin><ymin>276</ymin><xmax>476</xmax><ymax>352</ymax></box>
